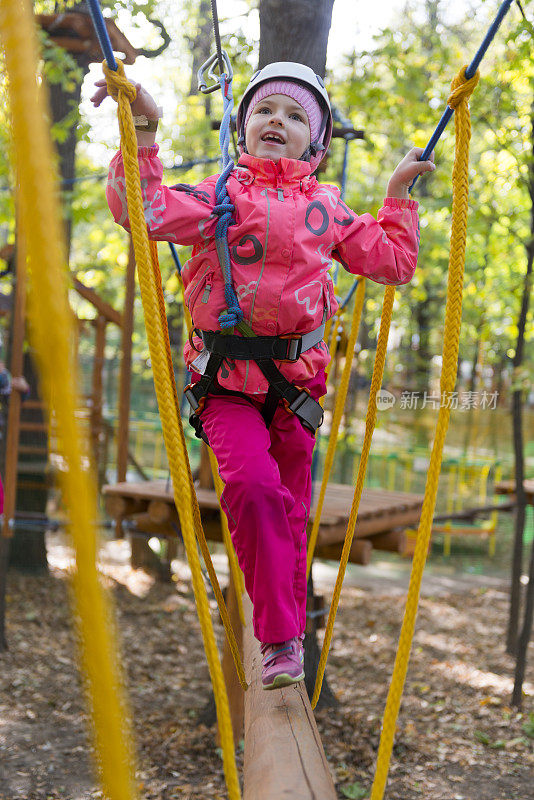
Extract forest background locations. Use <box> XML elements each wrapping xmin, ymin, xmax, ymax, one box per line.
<box><xmin>0</xmin><ymin>0</ymin><xmax>532</xmax><ymax>463</ymax></box>
<box><xmin>0</xmin><ymin>4</ymin><xmax>533</xmax><ymax>797</ymax></box>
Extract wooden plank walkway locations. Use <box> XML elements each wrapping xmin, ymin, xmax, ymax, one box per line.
<box><xmin>103</xmin><ymin>479</ymin><xmax>424</xmax><ymax>559</ymax></box>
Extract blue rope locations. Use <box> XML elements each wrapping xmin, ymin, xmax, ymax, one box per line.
<box><xmin>411</xmin><ymin>0</ymin><xmax>516</xmax><ymax>191</ymax></box>
<box><xmin>168</xmin><ymin>243</ymin><xmax>182</xmax><ymax>275</ymax></box>
<box><xmin>213</xmin><ymin>74</ymin><xmax>243</xmax><ymax>329</ymax></box>
<box><xmin>340</xmin><ymin>277</ymin><xmax>360</xmax><ymax>311</ymax></box>
<box><xmin>86</xmin><ymin>0</ymin><xmax>117</xmax><ymax>70</ymax></box>
<box><xmin>86</xmin><ymin>0</ymin><xmax>241</xmax><ymax>328</ymax></box>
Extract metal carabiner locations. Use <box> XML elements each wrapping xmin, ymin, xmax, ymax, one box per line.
<box><xmin>197</xmin><ymin>50</ymin><xmax>233</xmax><ymax>94</ymax></box>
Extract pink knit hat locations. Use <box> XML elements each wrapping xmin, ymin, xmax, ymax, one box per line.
<box><xmin>243</xmin><ymin>79</ymin><xmax>323</xmax><ymax>148</ymax></box>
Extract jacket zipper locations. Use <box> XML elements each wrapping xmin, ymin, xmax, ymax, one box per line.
<box><xmin>186</xmin><ymin>265</ymin><xmax>212</xmax><ymax>310</ymax></box>
<box><xmin>276</xmin><ymin>175</ymin><xmax>284</xmax><ymax>202</ymax></box>
<box><xmin>201</xmin><ymin>275</ymin><xmax>212</xmax><ymax>303</ymax></box>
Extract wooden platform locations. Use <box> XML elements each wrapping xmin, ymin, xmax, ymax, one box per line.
<box><xmin>102</xmin><ymin>479</ymin><xmax>424</xmax><ymax>560</ymax></box>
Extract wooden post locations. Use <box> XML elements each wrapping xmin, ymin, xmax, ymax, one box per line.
<box><xmin>117</xmin><ymin>238</ymin><xmax>136</xmax><ymax>483</ymax></box>
<box><xmin>0</xmin><ymin>236</ymin><xmax>26</xmax><ymax>648</ymax></box>
<box><xmin>243</xmin><ymin>596</ymin><xmax>337</xmax><ymax>800</ymax></box>
<box><xmin>116</xmin><ymin>238</ymin><xmax>136</xmax><ymax>536</ymax></box>
<box><xmin>2</xmin><ymin>249</ymin><xmax>26</xmax><ymax>538</ymax></box>
<box><xmin>316</xmin><ymin>538</ymin><xmax>372</xmax><ymax>565</ymax></box>
<box><xmin>364</xmin><ymin>530</ymin><xmax>407</xmax><ymax>553</ymax></box>
<box><xmin>198</xmin><ymin>441</ymin><xmax>214</xmax><ymax>489</ymax></box>
<box><xmin>90</xmin><ymin>313</ymin><xmax>107</xmax><ymax>483</ymax></box>
<box><xmin>219</xmin><ymin>571</ymin><xmax>245</xmax><ymax>746</ymax></box>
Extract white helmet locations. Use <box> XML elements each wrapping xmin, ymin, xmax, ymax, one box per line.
<box><xmin>236</xmin><ymin>61</ymin><xmax>333</xmax><ymax>172</ymax></box>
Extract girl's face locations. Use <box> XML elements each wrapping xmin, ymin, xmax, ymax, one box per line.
<box><xmin>245</xmin><ymin>94</ymin><xmax>311</xmax><ymax>162</ymax></box>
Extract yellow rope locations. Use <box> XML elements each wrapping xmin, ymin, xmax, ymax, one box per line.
<box><xmin>370</xmin><ymin>66</ymin><xmax>479</xmax><ymax>800</ymax></box>
<box><xmin>312</xmin><ymin>283</ymin><xmax>396</xmax><ymax>708</ymax></box>
<box><xmin>104</xmin><ymin>61</ymin><xmax>241</xmax><ymax>799</ymax></box>
<box><xmin>0</xmin><ymin>3</ymin><xmax>138</xmax><ymax>799</ymax></box>
<box><xmin>150</xmin><ymin>241</ymin><xmax>247</xmax><ymax>689</ymax></box>
<box><xmin>208</xmin><ymin>448</ymin><xmax>246</xmax><ymax>626</ymax></box>
<box><xmin>306</xmin><ymin>279</ymin><xmax>366</xmax><ymax>578</ymax></box>
<box><xmin>179</xmin><ymin>275</ymin><xmax>247</xmax><ymax>654</ymax></box>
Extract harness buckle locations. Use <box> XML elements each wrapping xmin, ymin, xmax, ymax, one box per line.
<box><xmin>284</xmin><ymin>388</ymin><xmax>324</xmax><ymax>433</ymax></box>
<box><xmin>184</xmin><ymin>383</ymin><xmax>206</xmax><ymax>415</ymax></box>
<box><xmin>279</xmin><ymin>334</ymin><xmax>303</xmax><ymax>362</ymax></box>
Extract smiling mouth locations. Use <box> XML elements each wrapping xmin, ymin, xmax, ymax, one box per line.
<box><xmin>261</xmin><ymin>133</ymin><xmax>286</xmax><ymax>145</ymax></box>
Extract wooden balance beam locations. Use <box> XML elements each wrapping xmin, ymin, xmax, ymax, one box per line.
<box><xmin>242</xmin><ymin>597</ymin><xmax>336</xmax><ymax>800</ymax></box>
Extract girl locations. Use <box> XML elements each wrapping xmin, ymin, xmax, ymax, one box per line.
<box><xmin>92</xmin><ymin>62</ymin><xmax>434</xmax><ymax>690</ymax></box>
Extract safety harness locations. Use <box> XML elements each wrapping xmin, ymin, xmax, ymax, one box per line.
<box><xmin>184</xmin><ymin>318</ymin><xmax>326</xmax><ymax>439</ymax></box>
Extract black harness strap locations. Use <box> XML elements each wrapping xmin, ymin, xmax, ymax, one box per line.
<box><xmin>261</xmin><ymin>385</ymin><xmax>281</xmax><ymax>430</ymax></box>
<box><xmin>201</xmin><ymin>330</ymin><xmax>308</xmax><ymax>362</ymax></box>
<box><xmin>183</xmin><ymin>352</ymin><xmax>223</xmax><ymax>443</ymax></box>
<box><xmin>253</xmin><ymin>357</ymin><xmax>324</xmax><ymax>432</ymax></box>
<box><xmin>184</xmin><ymin>335</ymin><xmax>324</xmax><ymax>438</ymax></box>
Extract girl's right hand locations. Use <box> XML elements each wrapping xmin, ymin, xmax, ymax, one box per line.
<box><xmin>90</xmin><ymin>79</ymin><xmax>161</xmax><ymax>119</ymax></box>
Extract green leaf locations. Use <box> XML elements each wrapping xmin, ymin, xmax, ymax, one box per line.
<box><xmin>341</xmin><ymin>782</ymin><xmax>369</xmax><ymax>799</ymax></box>
<box><xmin>474</xmin><ymin>730</ymin><xmax>490</xmax><ymax>745</ymax></box>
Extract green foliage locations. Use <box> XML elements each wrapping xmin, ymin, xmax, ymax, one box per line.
<box><xmin>522</xmin><ymin>712</ymin><xmax>534</xmax><ymax>739</ymax></box>
<box><xmin>340</xmin><ymin>782</ymin><xmax>369</xmax><ymax>799</ymax></box>
<box><xmin>326</xmin><ymin>0</ymin><xmax>533</xmax><ymax>389</ymax></box>
<box><xmin>0</xmin><ymin>55</ymin><xmax>15</xmax><ymax>237</ymax></box>
<box><xmin>474</xmin><ymin>728</ymin><xmax>490</xmax><ymax>744</ymax></box>
<box><xmin>1</xmin><ymin>0</ymin><xmax>532</xmax><ymax>407</ymax></box>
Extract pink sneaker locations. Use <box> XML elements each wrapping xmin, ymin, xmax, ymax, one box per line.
<box><xmin>260</xmin><ymin>637</ymin><xmax>305</xmax><ymax>690</ymax></box>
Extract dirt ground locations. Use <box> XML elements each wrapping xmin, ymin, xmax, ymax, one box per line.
<box><xmin>0</xmin><ymin>534</ymin><xmax>533</xmax><ymax>800</ymax></box>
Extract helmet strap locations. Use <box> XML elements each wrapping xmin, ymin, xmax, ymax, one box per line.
<box><xmin>309</xmin><ymin>141</ymin><xmax>325</xmax><ymax>157</ymax></box>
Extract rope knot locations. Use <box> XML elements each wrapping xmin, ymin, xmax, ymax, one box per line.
<box><xmin>102</xmin><ymin>60</ymin><xmax>137</xmax><ymax>104</ymax></box>
<box><xmin>447</xmin><ymin>66</ymin><xmax>480</xmax><ymax>110</ymax></box>
<box><xmin>213</xmin><ymin>202</ymin><xmax>235</xmax><ymax>217</ymax></box>
<box><xmin>218</xmin><ymin>306</ymin><xmax>243</xmax><ymax>329</ymax></box>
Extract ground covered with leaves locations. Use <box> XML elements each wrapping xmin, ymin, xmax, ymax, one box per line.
<box><xmin>1</xmin><ymin>536</ymin><xmax>533</xmax><ymax>800</ymax></box>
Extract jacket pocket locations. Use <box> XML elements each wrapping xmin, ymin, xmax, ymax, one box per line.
<box><xmin>184</xmin><ymin>265</ymin><xmax>213</xmax><ymax>311</ymax></box>
<box><xmin>323</xmin><ymin>275</ymin><xmax>337</xmax><ymax>319</ymax></box>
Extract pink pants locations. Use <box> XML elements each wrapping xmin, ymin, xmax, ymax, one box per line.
<box><xmin>199</xmin><ymin>371</ymin><xmax>325</xmax><ymax>643</ymax></box>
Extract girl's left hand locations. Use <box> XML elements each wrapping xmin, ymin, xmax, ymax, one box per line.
<box><xmin>387</xmin><ymin>147</ymin><xmax>435</xmax><ymax>199</ymax></box>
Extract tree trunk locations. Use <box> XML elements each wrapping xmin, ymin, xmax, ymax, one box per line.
<box><xmin>257</xmin><ymin>0</ymin><xmax>336</xmax><ymax>705</ymax></box>
<box><xmin>412</xmin><ymin>299</ymin><xmax>433</xmax><ymax>393</ymax></box>
<box><xmin>509</xmin><ymin>247</ymin><xmax>533</xmax><ymax>683</ymax></box>
<box><xmin>188</xmin><ymin>0</ymin><xmax>214</xmax><ymax>96</ymax></box>
<box><xmin>507</xmin><ymin>105</ymin><xmax>534</xmax><ymax>659</ymax></box>
<box><xmin>512</xmin><ymin>529</ymin><xmax>534</xmax><ymax>707</ymax></box>
<box><xmin>259</xmin><ymin>0</ymin><xmax>334</xmax><ymax>75</ymax></box>
<box><xmin>304</xmin><ymin>570</ymin><xmax>338</xmax><ymax>709</ymax></box>
<box><xmin>48</xmin><ymin>64</ymin><xmax>88</xmax><ymax>248</ymax></box>
<box><xmin>507</xmin><ymin>389</ymin><xmax>528</xmax><ymax>656</ymax></box>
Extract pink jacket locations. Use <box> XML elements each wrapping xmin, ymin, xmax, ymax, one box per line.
<box><xmin>107</xmin><ymin>147</ymin><xmax>420</xmax><ymax>395</ymax></box>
